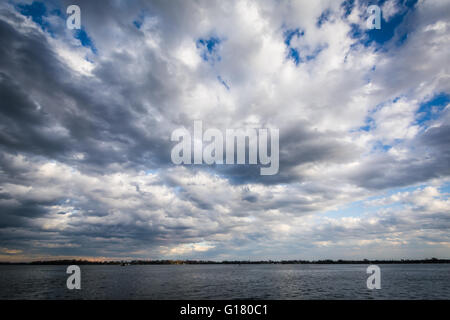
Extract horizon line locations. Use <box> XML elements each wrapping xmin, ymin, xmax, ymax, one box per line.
<box><xmin>1</xmin><ymin>258</ymin><xmax>449</xmax><ymax>265</ymax></box>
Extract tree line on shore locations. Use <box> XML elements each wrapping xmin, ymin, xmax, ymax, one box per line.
<box><xmin>1</xmin><ymin>258</ymin><xmax>448</xmax><ymax>265</ymax></box>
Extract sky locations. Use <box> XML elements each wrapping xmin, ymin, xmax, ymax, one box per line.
<box><xmin>0</xmin><ymin>0</ymin><xmax>449</xmax><ymax>262</ymax></box>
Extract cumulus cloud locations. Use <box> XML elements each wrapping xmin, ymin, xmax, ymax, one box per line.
<box><xmin>0</xmin><ymin>0</ymin><xmax>449</xmax><ymax>261</ymax></box>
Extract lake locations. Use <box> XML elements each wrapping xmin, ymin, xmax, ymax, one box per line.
<box><xmin>0</xmin><ymin>264</ymin><xmax>449</xmax><ymax>299</ymax></box>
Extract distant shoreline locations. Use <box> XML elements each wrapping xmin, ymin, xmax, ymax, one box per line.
<box><xmin>1</xmin><ymin>258</ymin><xmax>449</xmax><ymax>265</ymax></box>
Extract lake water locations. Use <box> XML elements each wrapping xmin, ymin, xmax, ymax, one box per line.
<box><xmin>0</xmin><ymin>264</ymin><xmax>449</xmax><ymax>299</ymax></box>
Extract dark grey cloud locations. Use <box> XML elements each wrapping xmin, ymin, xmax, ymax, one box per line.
<box><xmin>0</xmin><ymin>8</ymin><xmax>174</xmax><ymax>174</ymax></box>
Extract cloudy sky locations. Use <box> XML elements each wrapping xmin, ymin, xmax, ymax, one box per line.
<box><xmin>0</xmin><ymin>0</ymin><xmax>449</xmax><ymax>262</ymax></box>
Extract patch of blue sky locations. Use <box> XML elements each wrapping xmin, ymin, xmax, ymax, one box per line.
<box><xmin>354</xmin><ymin>96</ymin><xmax>408</xmax><ymax>135</ymax></box>
<box><xmin>16</xmin><ymin>1</ymin><xmax>52</xmax><ymax>33</ymax></box>
<box><xmin>341</xmin><ymin>0</ymin><xmax>355</xmax><ymax>18</ymax></box>
<box><xmin>348</xmin><ymin>0</ymin><xmax>419</xmax><ymax>49</ymax></box>
<box><xmin>84</xmin><ymin>55</ymin><xmax>95</xmax><ymax>63</ymax></box>
<box><xmin>287</xmin><ymin>48</ymin><xmax>300</xmax><ymax>65</ymax></box>
<box><xmin>403</xmin><ymin>0</ymin><xmax>419</xmax><ymax>9</ymax></box>
<box><xmin>349</xmin><ymin>23</ymin><xmax>364</xmax><ymax>40</ymax></box>
<box><xmin>366</xmin><ymin>10</ymin><xmax>405</xmax><ymax>46</ymax></box>
<box><xmin>371</xmin><ymin>140</ymin><xmax>393</xmax><ymax>153</ymax></box>
<box><xmin>416</xmin><ymin>92</ymin><xmax>450</xmax><ymax>126</ymax></box>
<box><xmin>352</xmin><ymin>111</ymin><xmax>377</xmax><ymax>133</ymax></box>
<box><xmin>439</xmin><ymin>182</ymin><xmax>450</xmax><ymax>195</ymax></box>
<box><xmin>322</xmin><ymin>183</ymin><xmax>433</xmax><ymax>219</ymax></box>
<box><xmin>133</xmin><ymin>10</ymin><xmax>147</xmax><ymax>29</ymax></box>
<box><xmin>382</xmin><ymin>144</ymin><xmax>392</xmax><ymax>151</ymax></box>
<box><xmin>172</xmin><ymin>186</ymin><xmax>184</xmax><ymax>196</ymax></box>
<box><xmin>133</xmin><ymin>20</ymin><xmax>142</xmax><ymax>29</ymax></box>
<box><xmin>381</xmin><ymin>184</ymin><xmax>427</xmax><ymax>196</ymax></box>
<box><xmin>368</xmin><ymin>183</ymin><xmax>440</xmax><ymax>207</ymax></box>
<box><xmin>358</xmin><ymin>62</ymin><xmax>376</xmax><ymax>84</ymax></box>
<box><xmin>321</xmin><ymin>199</ymin><xmax>379</xmax><ymax>219</ymax></box>
<box><xmin>15</xmin><ymin>1</ymin><xmax>97</xmax><ymax>54</ymax></box>
<box><xmin>196</xmin><ymin>37</ymin><xmax>221</xmax><ymax>63</ymax></box>
<box><xmin>50</xmin><ymin>7</ymin><xmax>62</xmax><ymax>18</ymax></box>
<box><xmin>283</xmin><ymin>28</ymin><xmax>303</xmax><ymax>46</ymax></box>
<box><xmin>73</xmin><ymin>28</ymin><xmax>98</xmax><ymax>54</ymax></box>
<box><xmin>283</xmin><ymin>28</ymin><xmax>324</xmax><ymax>65</ymax></box>
<box><xmin>316</xmin><ymin>9</ymin><xmax>332</xmax><ymax>28</ymax></box>
<box><xmin>217</xmin><ymin>76</ymin><xmax>230</xmax><ymax>90</ymax></box>
<box><xmin>357</xmin><ymin>124</ymin><xmax>371</xmax><ymax>132</ymax></box>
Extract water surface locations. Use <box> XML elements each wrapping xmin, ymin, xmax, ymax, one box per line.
<box><xmin>0</xmin><ymin>264</ymin><xmax>448</xmax><ymax>299</ymax></box>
